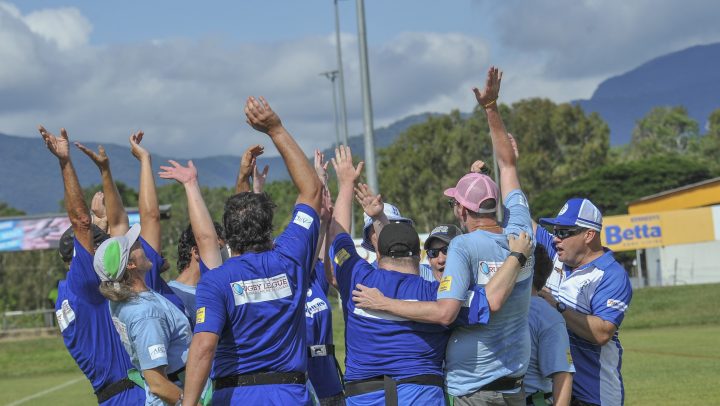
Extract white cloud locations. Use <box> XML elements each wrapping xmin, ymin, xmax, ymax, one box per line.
<box><xmin>0</xmin><ymin>3</ymin><xmax>492</xmax><ymax>159</ymax></box>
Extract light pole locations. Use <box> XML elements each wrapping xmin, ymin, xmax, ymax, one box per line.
<box><xmin>320</xmin><ymin>70</ymin><xmax>341</xmax><ymax>148</ymax></box>
<box><xmin>333</xmin><ymin>0</ymin><xmax>350</xmax><ymax>147</ymax></box>
<box><xmin>355</xmin><ymin>0</ymin><xmax>379</xmax><ymax>194</ymax></box>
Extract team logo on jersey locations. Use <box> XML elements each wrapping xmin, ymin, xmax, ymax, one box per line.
<box><xmin>606</xmin><ymin>299</ymin><xmax>628</xmax><ymax>312</ymax></box>
<box><xmin>293</xmin><ymin>211</ymin><xmax>314</xmax><ymax>229</ymax></box>
<box><xmin>55</xmin><ymin>299</ymin><xmax>76</xmax><ymax>333</ymax></box>
<box><xmin>566</xmin><ymin>348</ymin><xmax>574</xmax><ymax>366</ymax></box>
<box><xmin>438</xmin><ymin>276</ymin><xmax>452</xmax><ymax>293</ymax></box>
<box><xmin>196</xmin><ymin>307</ymin><xmax>206</xmax><ymax>324</ymax></box>
<box><xmin>230</xmin><ymin>274</ymin><xmax>293</xmax><ymax>306</ymax></box>
<box><xmin>307</xmin><ymin>288</ymin><xmax>313</xmax><ymax>297</ymax></box>
<box><xmin>480</xmin><ymin>262</ymin><xmax>491</xmax><ymax>275</ymax></box>
<box><xmin>305</xmin><ymin>297</ymin><xmax>329</xmax><ymax>318</ymax></box>
<box><xmin>334</xmin><ymin>248</ymin><xmax>350</xmax><ymax>266</ymax></box>
<box><xmin>148</xmin><ymin>344</ymin><xmax>167</xmax><ymax>361</ymax></box>
<box><xmin>112</xmin><ymin>316</ymin><xmax>130</xmax><ymax>345</ymax></box>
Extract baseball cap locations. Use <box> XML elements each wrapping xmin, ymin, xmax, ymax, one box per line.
<box><xmin>361</xmin><ymin>202</ymin><xmax>413</xmax><ymax>251</ymax></box>
<box><xmin>377</xmin><ymin>222</ymin><xmax>421</xmax><ymax>258</ymax></box>
<box><xmin>93</xmin><ymin>224</ymin><xmax>142</xmax><ymax>282</ymax></box>
<box><xmin>58</xmin><ymin>224</ymin><xmax>110</xmax><ymax>262</ymax></box>
<box><xmin>444</xmin><ymin>173</ymin><xmax>499</xmax><ymax>213</ymax></box>
<box><xmin>539</xmin><ymin>198</ymin><xmax>602</xmax><ymax>232</ymax></box>
<box><xmin>423</xmin><ymin>224</ymin><xmax>463</xmax><ymax>250</ymax></box>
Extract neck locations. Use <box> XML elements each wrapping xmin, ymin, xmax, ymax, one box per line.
<box><xmin>129</xmin><ymin>274</ymin><xmax>149</xmax><ymax>293</ymax></box>
<box><xmin>378</xmin><ymin>261</ymin><xmax>419</xmax><ymax>276</ymax></box>
<box><xmin>572</xmin><ymin>248</ymin><xmax>604</xmax><ymax>270</ymax></box>
<box><xmin>175</xmin><ymin>263</ymin><xmax>200</xmax><ymax>286</ymax></box>
<box><xmin>467</xmin><ymin>217</ymin><xmax>501</xmax><ymax>233</ymax></box>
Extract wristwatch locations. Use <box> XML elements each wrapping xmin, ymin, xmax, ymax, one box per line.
<box><xmin>508</xmin><ymin>251</ymin><xmax>527</xmax><ymax>267</ymax></box>
<box><xmin>556</xmin><ymin>302</ymin><xmax>567</xmax><ymax>313</ymax></box>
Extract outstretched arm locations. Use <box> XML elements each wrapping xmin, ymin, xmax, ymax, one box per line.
<box><xmin>90</xmin><ymin>191</ymin><xmax>108</xmax><ymax>232</ymax></box>
<box><xmin>252</xmin><ymin>162</ymin><xmax>269</xmax><ymax>194</ymax></box>
<box><xmin>245</xmin><ymin>96</ymin><xmax>322</xmax><ymax>213</ymax></box>
<box><xmin>129</xmin><ymin>131</ymin><xmax>161</xmax><ymax>251</ymax></box>
<box><xmin>235</xmin><ymin>144</ymin><xmax>264</xmax><ymax>194</ymax></box>
<box><xmin>39</xmin><ymin>126</ymin><xmax>92</xmax><ymax>252</ymax></box>
<box><xmin>328</xmin><ymin>145</ymin><xmax>364</xmax><ymax>240</ymax></box>
<box><xmin>473</xmin><ymin>67</ymin><xmax>520</xmax><ymax>198</ymax></box>
<box><xmin>159</xmin><ymin>160</ymin><xmax>222</xmax><ymax>269</ymax></box>
<box><xmin>354</xmin><ymin>183</ymin><xmax>388</xmax><ymax>239</ymax></box>
<box><xmin>75</xmin><ymin>142</ymin><xmax>129</xmax><ymax>236</ymax></box>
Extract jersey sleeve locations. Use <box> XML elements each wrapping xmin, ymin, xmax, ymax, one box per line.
<box><xmin>129</xmin><ymin>316</ymin><xmax>170</xmax><ymax>371</ymax></box>
<box><xmin>590</xmin><ymin>266</ymin><xmax>633</xmax><ymax>327</ymax></box>
<box><xmin>452</xmin><ymin>285</ymin><xmax>490</xmax><ymax>327</ymax></box>
<box><xmin>141</xmin><ymin>238</ymin><xmax>186</xmax><ymax>314</ymax></box>
<box><xmin>535</xmin><ymin>225</ymin><xmax>557</xmax><ymax>259</ymax></box>
<box><xmin>66</xmin><ymin>238</ymin><xmax>104</xmax><ymax>305</ymax></box>
<box><xmin>274</xmin><ymin>204</ymin><xmax>321</xmax><ymax>277</ymax></box>
<box><xmin>538</xmin><ymin>321</ymin><xmax>576</xmax><ymax>377</ymax></box>
<box><xmin>502</xmin><ymin>189</ymin><xmax>533</xmax><ymax>236</ymax></box>
<box><xmin>328</xmin><ymin>233</ymin><xmax>365</xmax><ymax>301</ymax></box>
<box><xmin>199</xmin><ymin>259</ymin><xmax>211</xmax><ymax>275</ymax></box>
<box><xmin>193</xmin><ymin>276</ymin><xmax>226</xmax><ymax>335</ymax></box>
<box><xmin>436</xmin><ymin>237</ymin><xmax>474</xmax><ymax>301</ymax></box>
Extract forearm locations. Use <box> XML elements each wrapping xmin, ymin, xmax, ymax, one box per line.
<box><xmin>60</xmin><ymin>159</ymin><xmax>92</xmax><ymax>246</ymax></box>
<box><xmin>371</xmin><ymin>213</ymin><xmax>389</xmax><ymax>241</ymax></box>
<box><xmin>484</xmin><ymin>105</ymin><xmax>516</xmax><ymax>169</ymax></box>
<box><xmin>562</xmin><ymin>310</ymin><xmax>615</xmax><ymax>345</ymax></box>
<box><xmin>483</xmin><ymin>256</ymin><xmax>522</xmax><ymax>311</ymax></box>
<box><xmin>235</xmin><ymin>170</ymin><xmax>251</xmax><ymax>194</ymax></box>
<box><xmin>100</xmin><ymin>168</ymin><xmax>129</xmax><ymax>236</ymax></box>
<box><xmin>184</xmin><ymin>180</ymin><xmax>222</xmax><ymax>269</ymax></box>
<box><xmin>551</xmin><ymin>372</ymin><xmax>573</xmax><ymax>406</ymax></box>
<box><xmin>144</xmin><ymin>370</ymin><xmax>183</xmax><ymax>404</ymax></box>
<box><xmin>138</xmin><ymin>155</ymin><xmax>161</xmax><ymax>250</ymax></box>
<box><xmin>375</xmin><ymin>298</ymin><xmax>459</xmax><ymax>326</ymax></box>
<box><xmin>333</xmin><ymin>183</ymin><xmax>354</xmax><ymax>234</ymax></box>
<box><xmin>268</xmin><ymin>126</ymin><xmax>321</xmax><ymax>208</ymax></box>
<box><xmin>323</xmin><ymin>234</ymin><xmax>338</xmax><ymax>290</ymax></box>
<box><xmin>183</xmin><ymin>336</ymin><xmax>216</xmax><ymax>406</ymax></box>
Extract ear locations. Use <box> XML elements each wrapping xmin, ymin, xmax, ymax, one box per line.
<box><xmin>585</xmin><ymin>229</ymin><xmax>597</xmax><ymax>244</ymax></box>
<box><xmin>191</xmin><ymin>246</ymin><xmax>200</xmax><ymax>261</ymax></box>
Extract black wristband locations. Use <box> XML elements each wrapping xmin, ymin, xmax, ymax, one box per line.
<box><xmin>508</xmin><ymin>251</ymin><xmax>527</xmax><ymax>266</ymax></box>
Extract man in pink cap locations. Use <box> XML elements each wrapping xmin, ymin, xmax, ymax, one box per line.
<box><xmin>353</xmin><ymin>67</ymin><xmax>535</xmax><ymax>406</ymax></box>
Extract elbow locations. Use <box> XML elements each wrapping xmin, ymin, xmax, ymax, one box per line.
<box><xmin>437</xmin><ymin>306</ymin><xmax>459</xmax><ymax>326</ymax></box>
<box><xmin>69</xmin><ymin>208</ymin><xmax>91</xmax><ymax>230</ymax></box>
<box><xmin>488</xmin><ymin>297</ymin><xmax>502</xmax><ymax>313</ymax></box>
<box><xmin>596</xmin><ymin>332</ymin><xmax>613</xmax><ymax>346</ymax></box>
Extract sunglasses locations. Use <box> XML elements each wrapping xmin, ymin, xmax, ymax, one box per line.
<box><xmin>447</xmin><ymin>199</ymin><xmax>459</xmax><ymax>209</ymax></box>
<box><xmin>552</xmin><ymin>227</ymin><xmax>586</xmax><ymax>240</ymax></box>
<box><xmin>426</xmin><ymin>246</ymin><xmax>449</xmax><ymax>259</ymax></box>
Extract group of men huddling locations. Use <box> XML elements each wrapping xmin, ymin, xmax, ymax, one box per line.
<box><xmin>44</xmin><ymin>67</ymin><xmax>632</xmax><ymax>406</ymax></box>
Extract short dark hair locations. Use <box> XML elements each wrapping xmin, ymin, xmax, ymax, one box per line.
<box><xmin>466</xmin><ymin>198</ymin><xmax>497</xmax><ymax>219</ymax></box>
<box><xmin>532</xmin><ymin>245</ymin><xmax>553</xmax><ymax>291</ymax></box>
<box><xmin>176</xmin><ymin>222</ymin><xmax>226</xmax><ymax>272</ymax></box>
<box><xmin>224</xmin><ymin>192</ymin><xmax>275</xmax><ymax>254</ymax></box>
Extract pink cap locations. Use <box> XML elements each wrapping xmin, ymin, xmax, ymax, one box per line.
<box><xmin>444</xmin><ymin>173</ymin><xmax>499</xmax><ymax>213</ymax></box>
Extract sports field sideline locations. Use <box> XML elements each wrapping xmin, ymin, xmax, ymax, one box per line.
<box><xmin>2</xmin><ymin>283</ymin><xmax>719</xmax><ymax>406</ymax></box>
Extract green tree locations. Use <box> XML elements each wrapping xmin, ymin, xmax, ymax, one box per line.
<box><xmin>0</xmin><ymin>202</ymin><xmax>24</xmax><ymax>217</ymax></box>
<box><xmin>688</xmin><ymin>108</ymin><xmax>720</xmax><ymax>174</ymax></box>
<box><xmin>627</xmin><ymin>106</ymin><xmax>699</xmax><ymax>160</ymax></box>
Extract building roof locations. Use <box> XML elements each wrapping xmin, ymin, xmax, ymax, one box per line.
<box><xmin>628</xmin><ymin>177</ymin><xmax>720</xmax><ymax>214</ymax></box>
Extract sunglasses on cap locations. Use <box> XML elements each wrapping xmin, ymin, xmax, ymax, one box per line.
<box><xmin>426</xmin><ymin>246</ymin><xmax>449</xmax><ymax>259</ymax></box>
<box><xmin>552</xmin><ymin>227</ymin><xmax>586</xmax><ymax>240</ymax></box>
<box><xmin>447</xmin><ymin>198</ymin><xmax>459</xmax><ymax>209</ymax></box>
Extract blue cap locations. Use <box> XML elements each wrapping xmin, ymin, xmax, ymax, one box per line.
<box><xmin>539</xmin><ymin>198</ymin><xmax>602</xmax><ymax>232</ymax></box>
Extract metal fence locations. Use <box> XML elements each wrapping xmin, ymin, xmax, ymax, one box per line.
<box><xmin>1</xmin><ymin>308</ymin><xmax>56</xmax><ymax>331</ymax></box>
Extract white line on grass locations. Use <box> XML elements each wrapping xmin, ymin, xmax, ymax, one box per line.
<box><xmin>6</xmin><ymin>376</ymin><xmax>85</xmax><ymax>406</ymax></box>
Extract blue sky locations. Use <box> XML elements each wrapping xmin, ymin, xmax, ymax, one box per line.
<box><xmin>2</xmin><ymin>0</ymin><xmax>720</xmax><ymax>158</ymax></box>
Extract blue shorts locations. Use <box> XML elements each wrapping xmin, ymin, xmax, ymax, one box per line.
<box><xmin>345</xmin><ymin>383</ymin><xmax>445</xmax><ymax>406</ymax></box>
<box><xmin>212</xmin><ymin>383</ymin><xmax>311</xmax><ymax>406</ymax></box>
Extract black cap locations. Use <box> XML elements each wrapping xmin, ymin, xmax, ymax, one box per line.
<box><xmin>423</xmin><ymin>224</ymin><xmax>463</xmax><ymax>250</ymax></box>
<box><xmin>58</xmin><ymin>224</ymin><xmax>110</xmax><ymax>262</ymax></box>
<box><xmin>377</xmin><ymin>223</ymin><xmax>420</xmax><ymax>258</ymax></box>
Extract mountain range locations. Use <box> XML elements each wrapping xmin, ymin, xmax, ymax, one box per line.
<box><xmin>2</xmin><ymin>42</ymin><xmax>719</xmax><ymax>214</ymax></box>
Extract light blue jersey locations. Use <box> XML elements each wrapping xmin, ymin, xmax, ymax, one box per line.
<box><xmin>109</xmin><ymin>290</ymin><xmax>193</xmax><ymax>405</ymax></box>
<box><xmin>437</xmin><ymin>189</ymin><xmax>535</xmax><ymax>396</ymax></box>
<box><xmin>525</xmin><ymin>296</ymin><xmax>575</xmax><ymax>395</ymax></box>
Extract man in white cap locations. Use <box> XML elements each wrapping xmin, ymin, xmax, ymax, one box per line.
<box><xmin>535</xmin><ymin>198</ymin><xmax>632</xmax><ymax>406</ymax></box>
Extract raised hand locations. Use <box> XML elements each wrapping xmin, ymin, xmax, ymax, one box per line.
<box><xmin>472</xmin><ymin>66</ymin><xmax>503</xmax><ymax>108</ymax></box>
<box><xmin>352</xmin><ymin>284</ymin><xmax>388</xmax><ymax>311</ymax></box>
<box><xmin>320</xmin><ymin>186</ymin><xmax>334</xmax><ymax>223</ymax></box>
<box><xmin>129</xmin><ymin>131</ymin><xmax>149</xmax><ymax>161</ymax></box>
<box><xmin>239</xmin><ymin>144</ymin><xmax>264</xmax><ymax>180</ymax></box>
<box><xmin>252</xmin><ymin>162</ymin><xmax>269</xmax><ymax>194</ymax></box>
<box><xmin>38</xmin><ymin>126</ymin><xmax>70</xmax><ymax>161</ymax></box>
<box><xmin>158</xmin><ymin>160</ymin><xmax>198</xmax><ymax>185</ymax></box>
<box><xmin>330</xmin><ymin>145</ymin><xmax>363</xmax><ymax>188</ymax></box>
<box><xmin>470</xmin><ymin>160</ymin><xmax>490</xmax><ymax>175</ymax></box>
<box><xmin>314</xmin><ymin>149</ymin><xmax>329</xmax><ymax>186</ymax></box>
<box><xmin>508</xmin><ymin>231</ymin><xmax>533</xmax><ymax>258</ymax></box>
<box><xmin>91</xmin><ymin>191</ymin><xmax>106</xmax><ymax>219</ymax></box>
<box><xmin>75</xmin><ymin>142</ymin><xmax>110</xmax><ymax>170</ymax></box>
<box><xmin>244</xmin><ymin>96</ymin><xmax>282</xmax><ymax>134</ymax></box>
<box><xmin>354</xmin><ymin>183</ymin><xmax>383</xmax><ymax>218</ymax></box>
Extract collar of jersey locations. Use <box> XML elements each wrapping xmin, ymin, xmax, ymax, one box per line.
<box><xmin>563</xmin><ymin>248</ymin><xmax>615</xmax><ymax>277</ymax></box>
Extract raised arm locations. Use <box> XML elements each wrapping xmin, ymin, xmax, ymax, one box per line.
<box><xmin>314</xmin><ymin>150</ymin><xmax>337</xmax><ymax>288</ymax></box>
<box><xmin>354</xmin><ymin>183</ymin><xmax>388</xmax><ymax>238</ymax></box>
<box><xmin>252</xmin><ymin>162</ymin><xmax>269</xmax><ymax>194</ymax></box>
<box><xmin>473</xmin><ymin>67</ymin><xmax>520</xmax><ymax>198</ymax></box>
<box><xmin>245</xmin><ymin>96</ymin><xmax>322</xmax><ymax>213</ymax></box>
<box><xmin>159</xmin><ymin>160</ymin><xmax>222</xmax><ymax>269</ymax></box>
<box><xmin>235</xmin><ymin>144</ymin><xmax>264</xmax><ymax>194</ymax></box>
<box><xmin>90</xmin><ymin>191</ymin><xmax>108</xmax><ymax>232</ymax></box>
<box><xmin>39</xmin><ymin>126</ymin><xmax>92</xmax><ymax>252</ymax></box>
<box><xmin>129</xmin><ymin>131</ymin><xmax>161</xmax><ymax>251</ymax></box>
<box><xmin>75</xmin><ymin>142</ymin><xmax>129</xmax><ymax>236</ymax></box>
<box><xmin>329</xmin><ymin>145</ymin><xmax>364</xmax><ymax>240</ymax></box>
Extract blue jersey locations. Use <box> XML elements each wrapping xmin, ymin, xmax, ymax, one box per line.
<box><xmin>525</xmin><ymin>296</ymin><xmax>575</xmax><ymax>395</ymax></box>
<box><xmin>537</xmin><ymin>227</ymin><xmax>632</xmax><ymax>406</ymax></box>
<box><xmin>194</xmin><ymin>204</ymin><xmax>320</xmax><ymax>405</ymax></box>
<box><xmin>305</xmin><ymin>261</ymin><xmax>343</xmax><ymax>399</ymax></box>
<box><xmin>437</xmin><ymin>189</ymin><xmax>535</xmax><ymax>396</ymax></box>
<box><xmin>109</xmin><ymin>291</ymin><xmax>193</xmax><ymax>405</ymax></box>
<box><xmin>55</xmin><ymin>239</ymin><xmax>145</xmax><ymax>405</ymax></box>
<box><xmin>141</xmin><ymin>238</ymin><xmax>186</xmax><ymax>315</ymax></box>
<box><xmin>373</xmin><ymin>260</ymin><xmax>435</xmax><ymax>282</ymax></box>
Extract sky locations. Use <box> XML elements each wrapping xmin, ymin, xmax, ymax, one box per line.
<box><xmin>2</xmin><ymin>0</ymin><xmax>720</xmax><ymax>159</ymax></box>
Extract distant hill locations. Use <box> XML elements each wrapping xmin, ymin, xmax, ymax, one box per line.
<box><xmin>0</xmin><ymin>113</ymin><xmax>433</xmax><ymax>214</ymax></box>
<box><xmin>577</xmin><ymin>42</ymin><xmax>720</xmax><ymax>144</ymax></box>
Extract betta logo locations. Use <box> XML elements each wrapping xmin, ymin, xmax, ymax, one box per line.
<box><xmin>606</xmin><ymin>224</ymin><xmax>661</xmax><ymax>245</ymax></box>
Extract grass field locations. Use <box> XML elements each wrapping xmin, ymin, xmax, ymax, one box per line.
<box><xmin>2</xmin><ymin>283</ymin><xmax>719</xmax><ymax>405</ymax></box>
